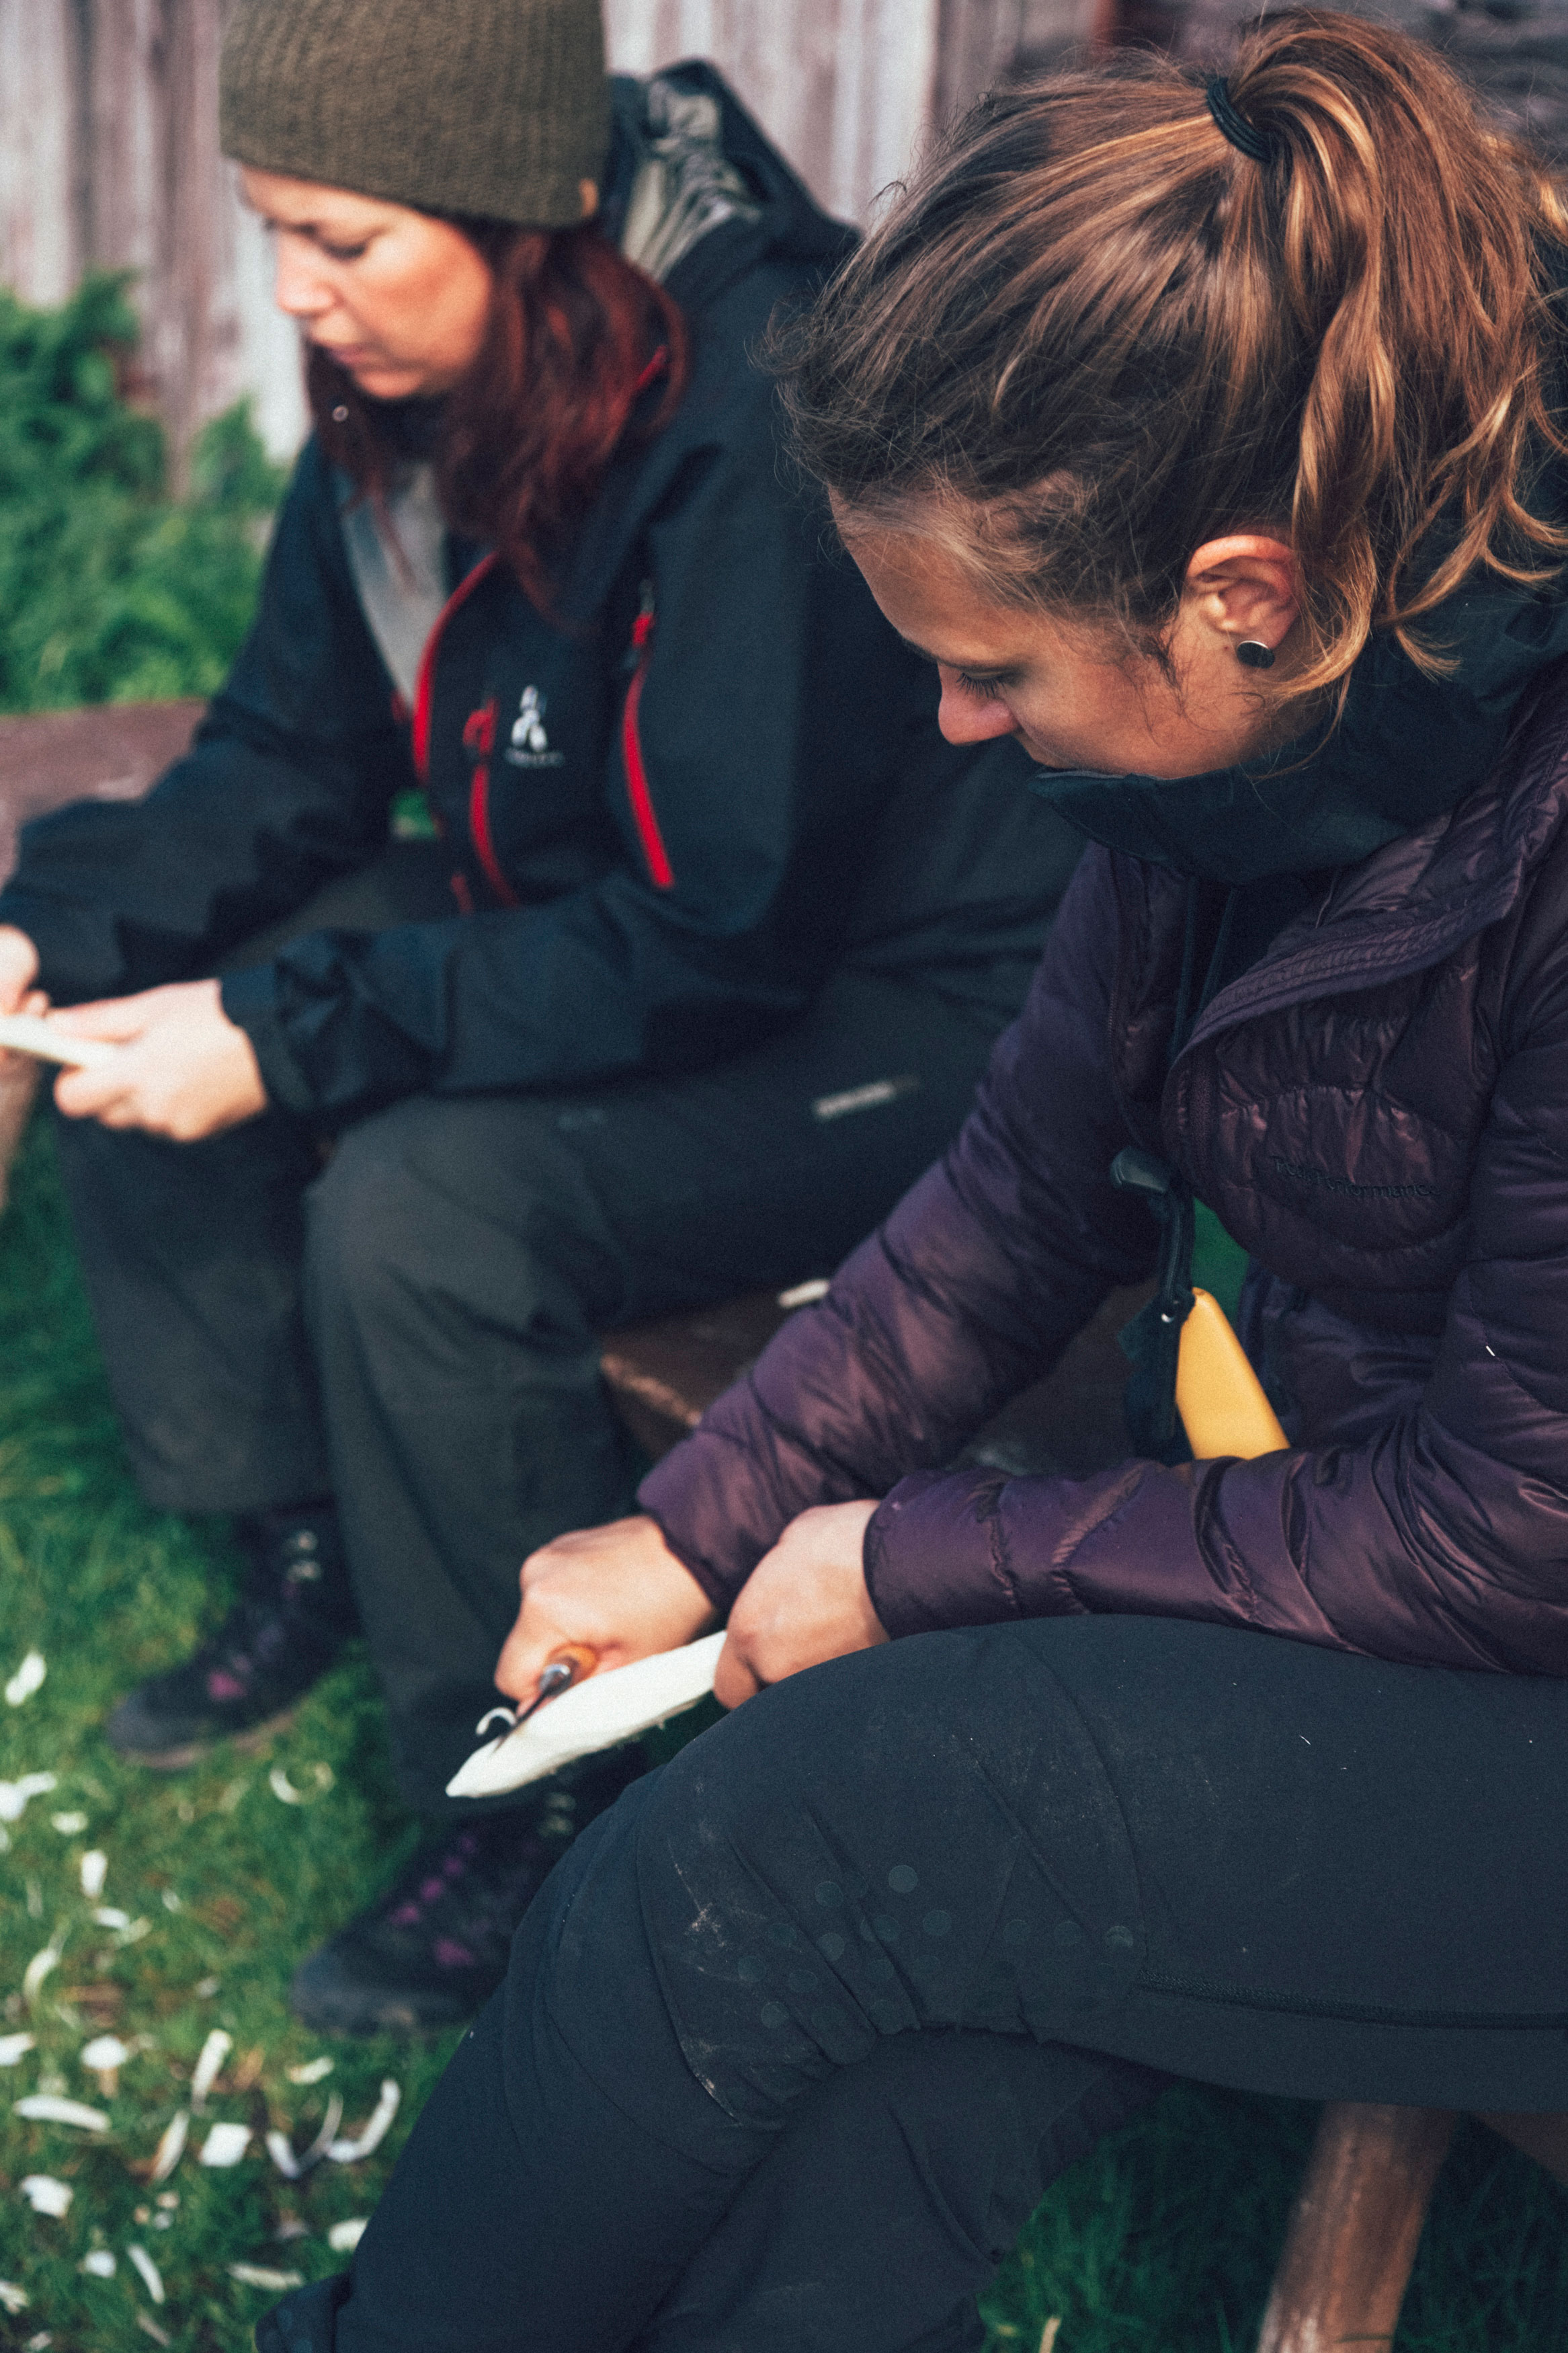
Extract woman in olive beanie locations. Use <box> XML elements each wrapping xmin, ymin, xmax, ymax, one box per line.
<box><xmin>0</xmin><ymin>0</ymin><xmax>1070</xmax><ymax>2032</ymax></box>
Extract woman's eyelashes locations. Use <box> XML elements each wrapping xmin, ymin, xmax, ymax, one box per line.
<box><xmin>261</xmin><ymin>222</ymin><xmax>372</xmax><ymax>264</ymax></box>
<box><xmin>950</xmin><ymin>668</ymin><xmax>1012</xmax><ymax>701</ymax></box>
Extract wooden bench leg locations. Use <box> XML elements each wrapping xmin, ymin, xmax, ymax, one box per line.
<box><xmin>1255</xmin><ymin>2103</ymin><xmax>1457</xmax><ymax>2353</ymax></box>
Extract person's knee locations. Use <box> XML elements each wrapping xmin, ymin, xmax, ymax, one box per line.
<box><xmin>304</xmin><ymin>1097</ymin><xmax>612</xmax><ymax>1355</ymax></box>
<box><xmin>304</xmin><ymin>1113</ymin><xmax>431</xmax><ymax>1319</ymax></box>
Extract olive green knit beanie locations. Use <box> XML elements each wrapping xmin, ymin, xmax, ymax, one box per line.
<box><xmin>220</xmin><ymin>0</ymin><xmax>609</xmax><ymax>228</ymax></box>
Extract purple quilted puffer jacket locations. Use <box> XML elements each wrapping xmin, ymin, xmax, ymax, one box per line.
<box><xmin>641</xmin><ymin>664</ymin><xmax>1568</xmax><ymax>1675</ymax></box>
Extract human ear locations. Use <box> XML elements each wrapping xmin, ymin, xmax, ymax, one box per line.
<box><xmin>1183</xmin><ymin>534</ymin><xmax>1300</xmax><ymax>662</ymax></box>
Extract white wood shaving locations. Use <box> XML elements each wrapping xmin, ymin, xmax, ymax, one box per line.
<box><xmin>229</xmin><ymin>2265</ymin><xmax>304</xmax><ymax>2292</ymax></box>
<box><xmin>81</xmin><ymin>2034</ymin><xmax>130</xmax><ymax>2073</ymax></box>
<box><xmin>0</xmin><ymin>2280</ymin><xmax>28</xmax><ymax>2313</ymax></box>
<box><xmin>0</xmin><ymin>1774</ymin><xmax>56</xmax><ymax>1823</ymax></box>
<box><xmin>265</xmin><ymin>2091</ymin><xmax>342</xmax><ymax>2181</ymax></box>
<box><xmin>327</xmin><ymin>2218</ymin><xmax>367</xmax><ymax>2252</ymax></box>
<box><xmin>0</xmin><ymin>2034</ymin><xmax>36</xmax><ymax>2066</ymax></box>
<box><xmin>14</xmin><ymin>2094</ymin><xmax>108</xmax><ymax>2131</ymax></box>
<box><xmin>126</xmin><ymin>2245</ymin><xmax>165</xmax><ymax>2305</ymax></box>
<box><xmin>5</xmin><ymin>1651</ymin><xmax>46</xmax><ymax>1706</ymax></box>
<box><xmin>286</xmin><ymin>2056</ymin><xmax>333</xmax><ymax>2085</ymax></box>
<box><xmin>190</xmin><ymin>2028</ymin><xmax>231</xmax><ymax>2112</ymax></box>
<box><xmin>21</xmin><ymin>1945</ymin><xmax>60</xmax><ymax>2003</ymax></box>
<box><xmin>19</xmin><ymin>2177</ymin><xmax>71</xmax><ymax>2217</ymax></box>
<box><xmin>149</xmin><ymin>2111</ymin><xmax>189</xmax><ymax>2185</ymax></box>
<box><xmin>198</xmin><ymin>2122</ymin><xmax>252</xmax><ymax>2169</ymax></box>
<box><xmin>327</xmin><ymin>2078</ymin><xmax>400</xmax><ymax>2161</ymax></box>
<box><xmin>80</xmin><ymin>1852</ymin><xmax>108</xmax><ymax>1900</ymax></box>
<box><xmin>79</xmin><ymin>2251</ymin><xmax>116</xmax><ymax>2279</ymax></box>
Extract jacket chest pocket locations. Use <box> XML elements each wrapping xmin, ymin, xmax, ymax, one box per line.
<box><xmin>1178</xmin><ymin>982</ymin><xmax>1492</xmax><ymax>1295</ymax></box>
<box><xmin>454</xmin><ymin>653</ymin><xmax>616</xmax><ymax>906</ymax></box>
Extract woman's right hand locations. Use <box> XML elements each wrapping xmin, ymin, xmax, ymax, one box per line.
<box><xmin>0</xmin><ymin>925</ymin><xmax>47</xmax><ymax>1068</ymax></box>
<box><xmin>493</xmin><ymin>1513</ymin><xmax>717</xmax><ymax>1707</ymax></box>
<box><xmin>0</xmin><ymin>925</ymin><xmax>42</xmax><ymax>1018</ymax></box>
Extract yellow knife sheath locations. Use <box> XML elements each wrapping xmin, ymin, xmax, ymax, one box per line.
<box><xmin>1174</xmin><ymin>1287</ymin><xmax>1288</xmax><ymax>1462</ymax></box>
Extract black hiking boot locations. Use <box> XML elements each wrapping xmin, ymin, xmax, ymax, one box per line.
<box><xmin>288</xmin><ymin>1753</ymin><xmax>645</xmax><ymax>2036</ymax></box>
<box><xmin>106</xmin><ymin>1505</ymin><xmax>357</xmax><ymax>1770</ymax></box>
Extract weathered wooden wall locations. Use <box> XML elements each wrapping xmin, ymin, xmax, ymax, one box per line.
<box><xmin>0</xmin><ymin>0</ymin><xmax>1089</xmax><ymax>473</ymax></box>
<box><xmin>0</xmin><ymin>0</ymin><xmax>302</xmax><ymax>471</ymax></box>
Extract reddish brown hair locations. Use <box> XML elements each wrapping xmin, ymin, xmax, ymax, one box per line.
<box><xmin>312</xmin><ymin>221</ymin><xmax>688</xmax><ymax>611</ymax></box>
<box><xmin>778</xmin><ymin>9</ymin><xmax>1568</xmax><ymax>707</ymax></box>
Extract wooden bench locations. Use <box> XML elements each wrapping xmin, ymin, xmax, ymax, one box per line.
<box><xmin>4</xmin><ymin>700</ymin><xmax>1564</xmax><ymax>2348</ymax></box>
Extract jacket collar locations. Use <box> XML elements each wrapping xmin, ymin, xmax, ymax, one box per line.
<box><xmin>1183</xmin><ymin>656</ymin><xmax>1568</xmax><ymax>1053</ymax></box>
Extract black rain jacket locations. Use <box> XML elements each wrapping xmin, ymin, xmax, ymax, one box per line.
<box><xmin>0</xmin><ymin>68</ymin><xmax>1075</xmax><ymax>1123</ymax></box>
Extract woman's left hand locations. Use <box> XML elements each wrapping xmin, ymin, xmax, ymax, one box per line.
<box><xmin>715</xmin><ymin>1499</ymin><xmax>887</xmax><ymax>1708</ymax></box>
<box><xmin>52</xmin><ymin>980</ymin><xmax>268</xmax><ymax>1141</ymax></box>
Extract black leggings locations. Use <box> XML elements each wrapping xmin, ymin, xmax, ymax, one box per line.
<box><xmin>261</xmin><ymin>1617</ymin><xmax>1568</xmax><ymax>2352</ymax></box>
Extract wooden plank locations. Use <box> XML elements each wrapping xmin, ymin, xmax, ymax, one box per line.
<box><xmin>0</xmin><ymin>701</ymin><xmax>199</xmax><ymax>886</ymax></box>
<box><xmin>601</xmin><ymin>1275</ymin><xmax>1151</xmax><ymax>1469</ymax></box>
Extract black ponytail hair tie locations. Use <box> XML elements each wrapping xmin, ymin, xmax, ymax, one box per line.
<box><xmin>1206</xmin><ymin>75</ymin><xmax>1277</xmax><ymax>165</ymax></box>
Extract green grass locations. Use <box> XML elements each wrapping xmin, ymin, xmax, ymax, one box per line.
<box><xmin>0</xmin><ymin>1118</ymin><xmax>1563</xmax><ymax>2351</ymax></box>
<box><xmin>0</xmin><ymin>1121</ymin><xmax>460</xmax><ymax>2349</ymax></box>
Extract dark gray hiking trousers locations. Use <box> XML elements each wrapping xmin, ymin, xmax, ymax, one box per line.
<box><xmin>51</xmin><ymin>848</ymin><xmax>1024</xmax><ymax>1809</ymax></box>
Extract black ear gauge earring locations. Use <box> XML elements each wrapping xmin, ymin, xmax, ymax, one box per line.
<box><xmin>1236</xmin><ymin>640</ymin><xmax>1276</xmax><ymax>670</ymax></box>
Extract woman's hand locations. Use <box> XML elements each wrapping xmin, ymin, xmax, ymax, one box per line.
<box><xmin>52</xmin><ymin>979</ymin><xmax>267</xmax><ymax>1141</ymax></box>
<box><xmin>0</xmin><ymin>925</ymin><xmax>40</xmax><ymax>1019</ymax></box>
<box><xmin>0</xmin><ymin>924</ymin><xmax>49</xmax><ymax>1056</ymax></box>
<box><xmin>714</xmin><ymin>1500</ymin><xmax>886</xmax><ymax>1708</ymax></box>
<box><xmin>494</xmin><ymin>1513</ymin><xmax>717</xmax><ymax>1705</ymax></box>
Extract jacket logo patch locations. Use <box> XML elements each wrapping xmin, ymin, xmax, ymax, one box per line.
<box><xmin>505</xmin><ymin>685</ymin><xmax>566</xmax><ymax>770</ymax></box>
<box><xmin>1269</xmin><ymin>1154</ymin><xmax>1436</xmax><ymax>1202</ymax></box>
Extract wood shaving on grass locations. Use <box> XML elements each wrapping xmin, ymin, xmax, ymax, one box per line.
<box><xmin>198</xmin><ymin>2120</ymin><xmax>252</xmax><ymax>2167</ymax></box>
<box><xmin>13</xmin><ymin>2093</ymin><xmax>108</xmax><ymax>2130</ymax></box>
<box><xmin>126</xmin><ymin>2243</ymin><xmax>165</xmax><ymax>2303</ymax></box>
<box><xmin>189</xmin><ymin>2026</ymin><xmax>231</xmax><ymax>2111</ymax></box>
<box><xmin>19</xmin><ymin>2176</ymin><xmax>71</xmax><ymax>2217</ymax></box>
<box><xmin>328</xmin><ymin>2078</ymin><xmax>399</xmax><ymax>2162</ymax></box>
<box><xmin>267</xmin><ymin>2089</ymin><xmax>343</xmax><ymax>2181</ymax></box>
<box><xmin>148</xmin><ymin>2109</ymin><xmax>189</xmax><ymax>2184</ymax></box>
<box><xmin>5</xmin><ymin>1650</ymin><xmax>46</xmax><ymax>1705</ymax></box>
<box><xmin>230</xmin><ymin>2264</ymin><xmax>304</xmax><ymax>2292</ymax></box>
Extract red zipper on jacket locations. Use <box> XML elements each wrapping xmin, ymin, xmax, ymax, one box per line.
<box><xmin>411</xmin><ymin>551</ymin><xmax>501</xmax><ymax>782</ymax></box>
<box><xmin>622</xmin><ymin>582</ymin><xmax>675</xmax><ymax>890</ymax></box>
<box><xmin>463</xmin><ymin>697</ymin><xmax>521</xmax><ymax>908</ymax></box>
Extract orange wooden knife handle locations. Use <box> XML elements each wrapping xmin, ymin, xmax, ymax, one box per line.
<box><xmin>546</xmin><ymin>1644</ymin><xmax>599</xmax><ymax>1685</ymax></box>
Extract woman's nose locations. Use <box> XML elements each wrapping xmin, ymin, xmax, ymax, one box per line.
<box><xmin>936</xmin><ymin>674</ymin><xmax>1020</xmax><ymax>747</ymax></box>
<box><xmin>272</xmin><ymin>238</ymin><xmax>335</xmax><ymax>322</ymax></box>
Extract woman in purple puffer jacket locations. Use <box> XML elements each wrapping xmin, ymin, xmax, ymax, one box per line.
<box><xmin>263</xmin><ymin>13</ymin><xmax>1568</xmax><ymax>2353</ymax></box>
